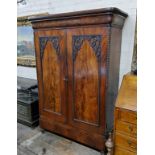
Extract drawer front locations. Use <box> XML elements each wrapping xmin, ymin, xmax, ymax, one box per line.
<box><xmin>119</xmin><ymin>110</ymin><xmax>137</xmax><ymax>124</ymax></box>
<box><xmin>115</xmin><ymin>133</ymin><xmax>137</xmax><ymax>152</ymax></box>
<box><xmin>116</xmin><ymin>120</ymin><xmax>137</xmax><ymax>137</ymax></box>
<box><xmin>114</xmin><ymin>146</ymin><xmax>136</xmax><ymax>155</ymax></box>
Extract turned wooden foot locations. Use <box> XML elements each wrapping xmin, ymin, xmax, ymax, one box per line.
<box><xmin>105</xmin><ymin>132</ymin><xmax>114</xmax><ymax>155</ymax></box>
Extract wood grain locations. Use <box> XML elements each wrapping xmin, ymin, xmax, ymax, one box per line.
<box><xmin>29</xmin><ymin>8</ymin><xmax>127</xmax><ymax>29</ymax></box>
<box><xmin>115</xmin><ymin>74</ymin><xmax>137</xmax><ymax>111</ymax></box>
<box><xmin>74</xmin><ymin>40</ymin><xmax>99</xmax><ymax>125</ymax></box>
<box><xmin>115</xmin><ymin>120</ymin><xmax>137</xmax><ymax>137</ymax></box>
<box><xmin>114</xmin><ymin>74</ymin><xmax>137</xmax><ymax>154</ymax></box>
<box><xmin>67</xmin><ymin>26</ymin><xmax>108</xmax><ymax>134</ymax></box>
<box><xmin>115</xmin><ymin>132</ymin><xmax>137</xmax><ymax>152</ymax></box>
<box><xmin>34</xmin><ymin>29</ymin><xmax>67</xmax><ymax>123</ymax></box>
<box><xmin>115</xmin><ymin>146</ymin><xmax>136</xmax><ymax>155</ymax></box>
<box><xmin>42</xmin><ymin>40</ymin><xmax>61</xmax><ymax>113</ymax></box>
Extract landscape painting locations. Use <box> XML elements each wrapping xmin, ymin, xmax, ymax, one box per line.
<box><xmin>17</xmin><ymin>25</ymin><xmax>36</xmax><ymax>67</ymax></box>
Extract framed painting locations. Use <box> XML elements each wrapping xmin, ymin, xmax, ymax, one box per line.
<box><xmin>17</xmin><ymin>17</ymin><xmax>36</xmax><ymax>67</ymax></box>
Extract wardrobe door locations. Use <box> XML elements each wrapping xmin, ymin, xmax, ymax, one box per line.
<box><xmin>34</xmin><ymin>29</ymin><xmax>67</xmax><ymax>123</ymax></box>
<box><xmin>67</xmin><ymin>27</ymin><xmax>108</xmax><ymax>134</ymax></box>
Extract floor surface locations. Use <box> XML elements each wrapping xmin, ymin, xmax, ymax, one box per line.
<box><xmin>17</xmin><ymin>123</ymin><xmax>103</xmax><ymax>155</ymax></box>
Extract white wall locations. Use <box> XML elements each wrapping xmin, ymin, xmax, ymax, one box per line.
<box><xmin>17</xmin><ymin>0</ymin><xmax>137</xmax><ymax>86</ymax></box>
<box><xmin>17</xmin><ymin>66</ymin><xmax>37</xmax><ymax>79</ymax></box>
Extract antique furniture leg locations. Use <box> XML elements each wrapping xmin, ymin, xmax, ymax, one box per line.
<box><xmin>105</xmin><ymin>132</ymin><xmax>114</xmax><ymax>155</ymax></box>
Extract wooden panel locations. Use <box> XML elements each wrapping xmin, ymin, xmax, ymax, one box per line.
<box><xmin>42</xmin><ymin>40</ymin><xmax>61</xmax><ymax>113</ymax></box>
<box><xmin>105</xmin><ymin>27</ymin><xmax>123</xmax><ymax>132</ymax></box>
<box><xmin>115</xmin><ymin>75</ymin><xmax>137</xmax><ymax>111</ymax></box>
<box><xmin>115</xmin><ymin>133</ymin><xmax>137</xmax><ymax>152</ymax></box>
<box><xmin>74</xmin><ymin>40</ymin><xmax>99</xmax><ymax>125</ymax></box>
<box><xmin>67</xmin><ymin>26</ymin><xmax>108</xmax><ymax>133</ymax></box>
<box><xmin>115</xmin><ymin>146</ymin><xmax>136</xmax><ymax>155</ymax></box>
<box><xmin>34</xmin><ymin>29</ymin><xmax>67</xmax><ymax>123</ymax></box>
<box><xmin>40</xmin><ymin>115</ymin><xmax>105</xmax><ymax>150</ymax></box>
<box><xmin>115</xmin><ymin>120</ymin><xmax>137</xmax><ymax>138</ymax></box>
<box><xmin>120</xmin><ymin>110</ymin><xmax>137</xmax><ymax>125</ymax></box>
<box><xmin>29</xmin><ymin>8</ymin><xmax>128</xmax><ymax>29</ymax></box>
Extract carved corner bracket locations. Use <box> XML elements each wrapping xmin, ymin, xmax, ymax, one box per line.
<box><xmin>39</xmin><ymin>36</ymin><xmax>60</xmax><ymax>59</ymax></box>
<box><xmin>72</xmin><ymin>35</ymin><xmax>102</xmax><ymax>61</ymax></box>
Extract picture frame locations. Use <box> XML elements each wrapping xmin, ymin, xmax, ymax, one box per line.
<box><xmin>17</xmin><ymin>16</ymin><xmax>36</xmax><ymax>67</ymax></box>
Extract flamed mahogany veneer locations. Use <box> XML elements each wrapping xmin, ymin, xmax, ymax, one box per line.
<box><xmin>29</xmin><ymin>7</ymin><xmax>127</xmax><ymax>151</ymax></box>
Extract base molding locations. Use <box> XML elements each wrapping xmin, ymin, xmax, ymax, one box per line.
<box><xmin>40</xmin><ymin>118</ymin><xmax>105</xmax><ymax>150</ymax></box>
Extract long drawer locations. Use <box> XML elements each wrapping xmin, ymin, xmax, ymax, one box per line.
<box><xmin>115</xmin><ymin>120</ymin><xmax>137</xmax><ymax>138</ymax></box>
<box><xmin>115</xmin><ymin>132</ymin><xmax>137</xmax><ymax>152</ymax></box>
<box><xmin>118</xmin><ymin>110</ymin><xmax>137</xmax><ymax>125</ymax></box>
<box><xmin>115</xmin><ymin>146</ymin><xmax>136</xmax><ymax>155</ymax></box>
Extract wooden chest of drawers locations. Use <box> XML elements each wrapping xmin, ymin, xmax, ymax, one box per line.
<box><xmin>114</xmin><ymin>74</ymin><xmax>137</xmax><ymax>155</ymax></box>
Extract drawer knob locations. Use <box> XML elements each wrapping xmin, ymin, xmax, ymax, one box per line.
<box><xmin>128</xmin><ymin>125</ymin><xmax>133</xmax><ymax>132</ymax></box>
<box><xmin>128</xmin><ymin>140</ymin><xmax>132</xmax><ymax>145</ymax></box>
<box><xmin>128</xmin><ymin>140</ymin><xmax>136</xmax><ymax>149</ymax></box>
